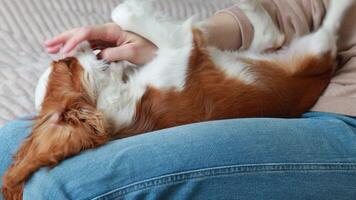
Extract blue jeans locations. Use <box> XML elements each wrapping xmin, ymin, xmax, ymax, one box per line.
<box><xmin>1</xmin><ymin>112</ymin><xmax>356</xmax><ymax>200</ymax></box>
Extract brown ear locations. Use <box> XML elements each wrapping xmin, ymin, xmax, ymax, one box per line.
<box><xmin>2</xmin><ymin>58</ymin><xmax>109</xmax><ymax>199</ymax></box>
<box><xmin>192</xmin><ymin>28</ymin><xmax>207</xmax><ymax>48</ymax></box>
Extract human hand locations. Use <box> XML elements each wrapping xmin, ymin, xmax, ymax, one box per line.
<box><xmin>44</xmin><ymin>23</ymin><xmax>157</xmax><ymax>65</ymax></box>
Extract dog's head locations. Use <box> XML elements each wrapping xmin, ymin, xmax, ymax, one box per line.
<box><xmin>1</xmin><ymin>52</ymin><xmax>110</xmax><ymax>196</ymax></box>
<box><xmin>34</xmin><ymin>45</ymin><xmax>110</xmax><ymax>140</ymax></box>
<box><xmin>36</xmin><ymin>43</ymin><xmax>105</xmax><ymax>110</ymax></box>
<box><xmin>36</xmin><ymin>41</ymin><xmax>142</xmax><ymax>139</ymax></box>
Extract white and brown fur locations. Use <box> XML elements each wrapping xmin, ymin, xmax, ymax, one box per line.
<box><xmin>2</xmin><ymin>0</ymin><xmax>354</xmax><ymax>198</ymax></box>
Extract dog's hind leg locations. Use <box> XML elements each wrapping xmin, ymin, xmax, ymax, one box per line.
<box><xmin>271</xmin><ymin>0</ymin><xmax>354</xmax><ymax>76</ymax></box>
<box><xmin>234</xmin><ymin>0</ymin><xmax>285</xmax><ymax>52</ymax></box>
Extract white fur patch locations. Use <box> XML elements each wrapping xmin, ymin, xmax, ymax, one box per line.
<box><xmin>134</xmin><ymin>47</ymin><xmax>192</xmax><ymax>91</ymax></box>
<box><xmin>235</xmin><ymin>0</ymin><xmax>284</xmax><ymax>52</ymax></box>
<box><xmin>209</xmin><ymin>47</ymin><xmax>256</xmax><ymax>84</ymax></box>
<box><xmin>71</xmin><ymin>45</ymin><xmax>142</xmax><ymax>130</ymax></box>
<box><xmin>35</xmin><ymin>67</ymin><xmax>52</xmax><ymax>111</ymax></box>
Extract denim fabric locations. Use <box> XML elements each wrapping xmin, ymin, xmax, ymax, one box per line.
<box><xmin>1</xmin><ymin>112</ymin><xmax>356</xmax><ymax>200</ymax></box>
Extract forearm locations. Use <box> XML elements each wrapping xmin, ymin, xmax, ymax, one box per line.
<box><xmin>202</xmin><ymin>12</ymin><xmax>242</xmax><ymax>50</ymax></box>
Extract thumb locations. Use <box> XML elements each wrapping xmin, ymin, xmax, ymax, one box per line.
<box><xmin>100</xmin><ymin>45</ymin><xmax>134</xmax><ymax>62</ymax></box>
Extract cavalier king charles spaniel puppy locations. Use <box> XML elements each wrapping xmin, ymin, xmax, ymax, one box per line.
<box><xmin>2</xmin><ymin>0</ymin><xmax>354</xmax><ymax>198</ymax></box>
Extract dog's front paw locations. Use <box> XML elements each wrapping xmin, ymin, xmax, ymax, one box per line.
<box><xmin>111</xmin><ymin>4</ymin><xmax>131</xmax><ymax>30</ymax></box>
<box><xmin>111</xmin><ymin>0</ymin><xmax>147</xmax><ymax>32</ymax></box>
<box><xmin>111</xmin><ymin>0</ymin><xmax>156</xmax><ymax>34</ymax></box>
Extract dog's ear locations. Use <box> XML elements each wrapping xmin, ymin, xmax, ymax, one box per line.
<box><xmin>2</xmin><ymin>58</ymin><xmax>109</xmax><ymax>199</ymax></box>
<box><xmin>191</xmin><ymin>28</ymin><xmax>207</xmax><ymax>48</ymax></box>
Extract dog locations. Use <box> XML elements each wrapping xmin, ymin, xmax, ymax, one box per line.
<box><xmin>2</xmin><ymin>0</ymin><xmax>354</xmax><ymax>198</ymax></box>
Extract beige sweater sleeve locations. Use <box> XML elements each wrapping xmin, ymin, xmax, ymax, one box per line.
<box><xmin>219</xmin><ymin>0</ymin><xmax>328</xmax><ymax>48</ymax></box>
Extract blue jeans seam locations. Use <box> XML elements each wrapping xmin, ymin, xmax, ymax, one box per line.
<box><xmin>91</xmin><ymin>163</ymin><xmax>356</xmax><ymax>200</ymax></box>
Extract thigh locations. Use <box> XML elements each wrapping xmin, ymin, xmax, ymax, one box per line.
<box><xmin>14</xmin><ymin>112</ymin><xmax>356</xmax><ymax>200</ymax></box>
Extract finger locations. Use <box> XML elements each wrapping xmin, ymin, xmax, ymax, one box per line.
<box><xmin>61</xmin><ymin>24</ymin><xmax>122</xmax><ymax>54</ymax></box>
<box><xmin>44</xmin><ymin>29</ymin><xmax>77</xmax><ymax>47</ymax></box>
<box><xmin>60</xmin><ymin>28</ymin><xmax>92</xmax><ymax>53</ymax></box>
<box><xmin>46</xmin><ymin>44</ymin><xmax>62</xmax><ymax>54</ymax></box>
<box><xmin>100</xmin><ymin>45</ymin><xmax>134</xmax><ymax>62</ymax></box>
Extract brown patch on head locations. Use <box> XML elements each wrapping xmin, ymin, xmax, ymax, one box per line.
<box><xmin>2</xmin><ymin>57</ymin><xmax>109</xmax><ymax>199</ymax></box>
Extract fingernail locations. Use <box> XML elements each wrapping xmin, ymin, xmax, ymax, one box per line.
<box><xmin>46</xmin><ymin>47</ymin><xmax>55</xmax><ymax>53</ymax></box>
